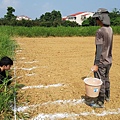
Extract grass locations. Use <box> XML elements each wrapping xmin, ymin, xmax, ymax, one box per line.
<box><xmin>0</xmin><ymin>79</ymin><xmax>14</xmax><ymax>119</ymax></box>
<box><xmin>0</xmin><ymin>33</ymin><xmax>17</xmax><ymax>119</ymax></box>
<box><xmin>0</xmin><ymin>34</ymin><xmax>16</xmax><ymax>58</ymax></box>
<box><xmin>0</xmin><ymin>26</ymin><xmax>120</xmax><ymax>37</ymax></box>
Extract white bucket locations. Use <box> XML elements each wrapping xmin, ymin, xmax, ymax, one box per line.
<box><xmin>84</xmin><ymin>77</ymin><xmax>103</xmax><ymax>97</ymax></box>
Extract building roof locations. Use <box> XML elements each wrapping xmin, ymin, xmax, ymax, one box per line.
<box><xmin>69</xmin><ymin>12</ymin><xmax>85</xmax><ymax>16</ymax></box>
<box><xmin>62</xmin><ymin>11</ymin><xmax>93</xmax><ymax>20</ymax></box>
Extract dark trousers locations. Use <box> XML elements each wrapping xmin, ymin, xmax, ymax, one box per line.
<box><xmin>94</xmin><ymin>64</ymin><xmax>112</xmax><ymax>102</ymax></box>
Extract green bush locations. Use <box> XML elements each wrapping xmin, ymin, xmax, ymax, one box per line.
<box><xmin>112</xmin><ymin>26</ymin><xmax>120</xmax><ymax>34</ymax></box>
<box><xmin>0</xmin><ymin>34</ymin><xmax>16</xmax><ymax>58</ymax></box>
<box><xmin>0</xmin><ymin>79</ymin><xmax>14</xmax><ymax>119</ymax></box>
<box><xmin>0</xmin><ymin>33</ymin><xmax>17</xmax><ymax>119</ymax></box>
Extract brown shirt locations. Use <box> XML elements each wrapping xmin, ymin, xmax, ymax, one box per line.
<box><xmin>95</xmin><ymin>26</ymin><xmax>113</xmax><ymax>65</ymax></box>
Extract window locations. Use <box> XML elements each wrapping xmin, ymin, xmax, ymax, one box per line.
<box><xmin>81</xmin><ymin>15</ymin><xmax>86</xmax><ymax>21</ymax></box>
<box><xmin>68</xmin><ymin>16</ymin><xmax>76</xmax><ymax>20</ymax></box>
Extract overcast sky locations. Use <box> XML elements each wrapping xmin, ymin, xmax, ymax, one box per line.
<box><xmin>0</xmin><ymin>0</ymin><xmax>120</xmax><ymax>19</ymax></box>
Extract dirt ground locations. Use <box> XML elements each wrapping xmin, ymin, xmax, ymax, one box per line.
<box><xmin>14</xmin><ymin>36</ymin><xmax>120</xmax><ymax>120</ymax></box>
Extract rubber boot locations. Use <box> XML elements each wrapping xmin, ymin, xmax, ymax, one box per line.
<box><xmin>89</xmin><ymin>96</ymin><xmax>104</xmax><ymax>108</ymax></box>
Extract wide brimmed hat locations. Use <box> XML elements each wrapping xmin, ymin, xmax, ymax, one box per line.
<box><xmin>93</xmin><ymin>8</ymin><xmax>110</xmax><ymax>25</ymax></box>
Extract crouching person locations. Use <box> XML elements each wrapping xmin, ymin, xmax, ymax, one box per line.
<box><xmin>0</xmin><ymin>56</ymin><xmax>13</xmax><ymax>85</ymax></box>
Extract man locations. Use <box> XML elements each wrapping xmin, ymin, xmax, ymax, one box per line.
<box><xmin>0</xmin><ymin>56</ymin><xmax>13</xmax><ymax>84</ymax></box>
<box><xmin>90</xmin><ymin>8</ymin><xmax>113</xmax><ymax>108</ymax></box>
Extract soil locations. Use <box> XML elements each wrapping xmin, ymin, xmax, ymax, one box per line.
<box><xmin>15</xmin><ymin>36</ymin><xmax>120</xmax><ymax>120</ymax></box>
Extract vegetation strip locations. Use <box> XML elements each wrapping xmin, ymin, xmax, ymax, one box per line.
<box><xmin>0</xmin><ymin>26</ymin><xmax>120</xmax><ymax>37</ymax></box>
<box><xmin>0</xmin><ymin>33</ymin><xmax>17</xmax><ymax>119</ymax></box>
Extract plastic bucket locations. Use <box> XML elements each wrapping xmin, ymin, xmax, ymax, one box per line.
<box><xmin>84</xmin><ymin>77</ymin><xmax>103</xmax><ymax>97</ymax></box>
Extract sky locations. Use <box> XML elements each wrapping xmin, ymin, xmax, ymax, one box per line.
<box><xmin>0</xmin><ymin>0</ymin><xmax>120</xmax><ymax>20</ymax></box>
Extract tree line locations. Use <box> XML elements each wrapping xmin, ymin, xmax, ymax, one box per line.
<box><xmin>0</xmin><ymin>7</ymin><xmax>120</xmax><ymax>27</ymax></box>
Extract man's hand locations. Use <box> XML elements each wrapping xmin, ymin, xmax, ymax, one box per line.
<box><xmin>91</xmin><ymin>65</ymin><xmax>98</xmax><ymax>72</ymax></box>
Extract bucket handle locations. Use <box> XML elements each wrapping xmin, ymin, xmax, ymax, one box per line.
<box><xmin>87</xmin><ymin>69</ymin><xmax>101</xmax><ymax>79</ymax></box>
<box><xmin>87</xmin><ymin>70</ymin><xmax>93</xmax><ymax>78</ymax></box>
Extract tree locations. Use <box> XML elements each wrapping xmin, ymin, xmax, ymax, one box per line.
<box><xmin>82</xmin><ymin>16</ymin><xmax>96</xmax><ymax>26</ymax></box>
<box><xmin>61</xmin><ymin>20</ymin><xmax>79</xmax><ymax>27</ymax></box>
<box><xmin>39</xmin><ymin>10</ymin><xmax>62</xmax><ymax>27</ymax></box>
<box><xmin>109</xmin><ymin>8</ymin><xmax>120</xmax><ymax>26</ymax></box>
<box><xmin>110</xmin><ymin>8</ymin><xmax>120</xmax><ymax>16</ymax></box>
<box><xmin>40</xmin><ymin>12</ymin><xmax>51</xmax><ymax>22</ymax></box>
<box><xmin>4</xmin><ymin>7</ymin><xmax>16</xmax><ymax>20</ymax></box>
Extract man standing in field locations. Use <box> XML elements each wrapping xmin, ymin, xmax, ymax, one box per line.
<box><xmin>90</xmin><ymin>8</ymin><xmax>113</xmax><ymax>108</ymax></box>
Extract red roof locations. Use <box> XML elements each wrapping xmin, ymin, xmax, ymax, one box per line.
<box><xmin>62</xmin><ymin>12</ymin><xmax>91</xmax><ymax>20</ymax></box>
<box><xmin>69</xmin><ymin>12</ymin><xmax>85</xmax><ymax>16</ymax></box>
<box><xmin>62</xmin><ymin>17</ymin><xmax>67</xmax><ymax>20</ymax></box>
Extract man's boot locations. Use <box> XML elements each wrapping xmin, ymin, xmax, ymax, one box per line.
<box><xmin>89</xmin><ymin>96</ymin><xmax>104</xmax><ymax>108</ymax></box>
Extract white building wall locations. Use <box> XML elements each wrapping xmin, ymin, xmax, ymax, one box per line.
<box><xmin>16</xmin><ymin>15</ymin><xmax>32</xmax><ymax>21</ymax></box>
<box><xmin>76</xmin><ymin>14</ymin><xmax>82</xmax><ymax>25</ymax></box>
<box><xmin>65</xmin><ymin>12</ymin><xmax>94</xmax><ymax>25</ymax></box>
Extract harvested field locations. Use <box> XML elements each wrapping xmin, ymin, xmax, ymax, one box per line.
<box><xmin>15</xmin><ymin>36</ymin><xmax>120</xmax><ymax>120</ymax></box>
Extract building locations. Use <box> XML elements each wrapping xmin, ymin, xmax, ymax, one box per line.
<box><xmin>62</xmin><ymin>11</ymin><xmax>94</xmax><ymax>25</ymax></box>
<box><xmin>16</xmin><ymin>15</ymin><xmax>32</xmax><ymax>21</ymax></box>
